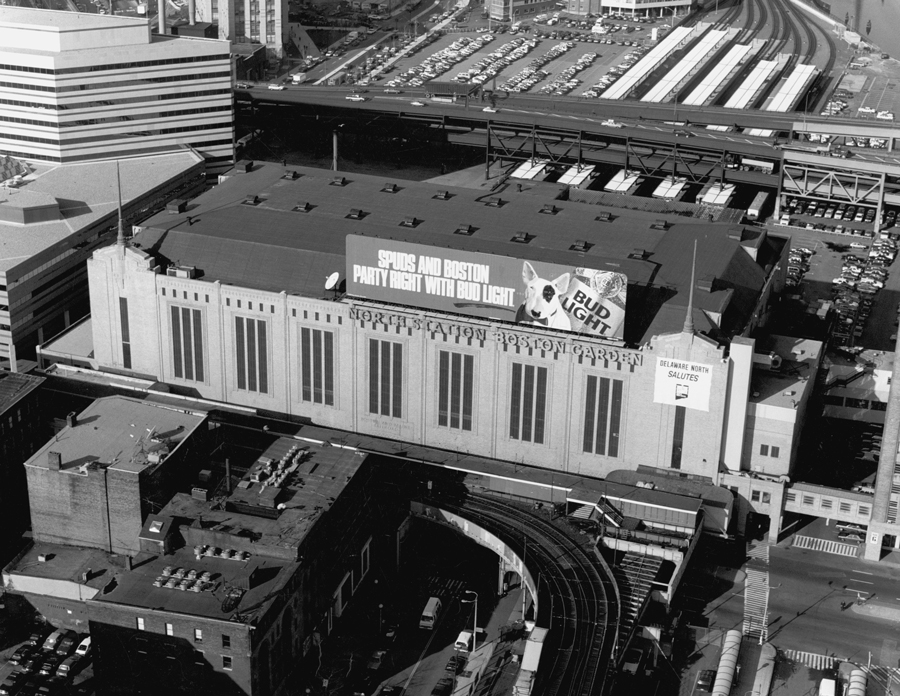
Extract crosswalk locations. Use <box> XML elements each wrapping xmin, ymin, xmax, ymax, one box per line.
<box><xmin>781</xmin><ymin>649</ymin><xmax>838</xmax><ymax>670</ymax></box>
<box><xmin>743</xmin><ymin>567</ymin><xmax>770</xmax><ymax>640</ymax></box>
<box><xmin>747</xmin><ymin>540</ymin><xmax>770</xmax><ymax>563</ymax></box>
<box><xmin>792</xmin><ymin>535</ymin><xmax>860</xmax><ymax>557</ymax></box>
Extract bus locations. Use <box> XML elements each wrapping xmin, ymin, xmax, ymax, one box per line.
<box><xmin>420</xmin><ymin>596</ymin><xmax>442</xmax><ymax>629</ymax></box>
<box><xmin>747</xmin><ymin>191</ymin><xmax>771</xmax><ymax>221</ymax></box>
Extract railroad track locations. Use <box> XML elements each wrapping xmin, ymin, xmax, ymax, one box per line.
<box><xmin>438</xmin><ymin>493</ymin><xmax>619</xmax><ymax>696</ymax></box>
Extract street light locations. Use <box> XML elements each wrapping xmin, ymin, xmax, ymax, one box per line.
<box><xmin>462</xmin><ymin>590</ymin><xmax>478</xmax><ymax>656</ymax></box>
<box><xmin>379</xmin><ymin>603</ymin><xmax>383</xmax><ymax>634</ymax></box>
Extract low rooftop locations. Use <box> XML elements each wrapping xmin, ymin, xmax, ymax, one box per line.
<box><xmin>3</xmin><ymin>541</ymin><xmax>126</xmax><ymax>598</ymax></box>
<box><xmin>0</xmin><ymin>369</ymin><xmax>44</xmax><ymax>414</ymax></box>
<box><xmin>131</xmin><ymin>162</ymin><xmax>783</xmax><ymax>344</ymax></box>
<box><xmin>23</xmin><ymin>395</ymin><xmax>205</xmax><ymax>475</ymax></box>
<box><xmin>0</xmin><ymin>152</ymin><xmax>203</xmax><ymax>276</ymax></box>
<box><xmin>161</xmin><ymin>438</ymin><xmax>365</xmax><ymax>556</ymax></box>
<box><xmin>750</xmin><ymin>336</ymin><xmax>823</xmax><ymax>409</ymax></box>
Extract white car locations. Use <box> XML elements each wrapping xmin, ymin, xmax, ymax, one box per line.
<box><xmin>849</xmin><ymin>242</ymin><xmax>868</xmax><ymax>249</ymax></box>
<box><xmin>483</xmin><ymin>106</ymin><xmax>498</xmax><ymax>113</ymax></box>
<box><xmin>410</xmin><ymin>101</ymin><xmax>426</xmax><ymax>107</ymax></box>
<box><xmin>858</xmin><ymin>106</ymin><xmax>876</xmax><ymax>113</ymax></box>
<box><xmin>601</xmin><ymin>119</ymin><xmax>623</xmax><ymax>128</ymax></box>
<box><xmin>346</xmin><ymin>94</ymin><xmax>367</xmax><ymax>102</ymax></box>
<box><xmin>267</xmin><ymin>84</ymin><xmax>286</xmax><ymax>90</ymax></box>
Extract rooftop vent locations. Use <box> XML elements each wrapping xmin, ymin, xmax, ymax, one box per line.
<box><xmin>346</xmin><ymin>208</ymin><xmax>366</xmax><ymax>220</ymax></box>
<box><xmin>650</xmin><ymin>219</ymin><xmax>669</xmax><ymax>230</ymax></box>
<box><xmin>455</xmin><ymin>224</ymin><xmax>476</xmax><ymax>236</ymax></box>
<box><xmin>727</xmin><ymin>226</ymin><xmax>744</xmax><ymax>241</ymax></box>
<box><xmin>292</xmin><ymin>202</ymin><xmax>314</xmax><ymax>213</ymax></box>
<box><xmin>282</xmin><ymin>170</ymin><xmax>300</xmax><ymax>180</ymax></box>
<box><xmin>399</xmin><ymin>216</ymin><xmax>420</xmax><ymax>228</ymax></box>
<box><xmin>434</xmin><ymin>190</ymin><xmax>452</xmax><ymax>200</ymax></box>
<box><xmin>628</xmin><ymin>248</ymin><xmax>648</xmax><ymax>260</ymax></box>
<box><xmin>47</xmin><ymin>451</ymin><xmax>62</xmax><ymax>471</ymax></box>
<box><xmin>595</xmin><ymin>211</ymin><xmax>613</xmax><ymax>222</ymax></box>
<box><xmin>331</xmin><ymin>176</ymin><xmax>348</xmax><ymax>187</ymax></box>
<box><xmin>511</xmin><ymin>232</ymin><xmax>533</xmax><ymax>244</ymax></box>
<box><xmin>166</xmin><ymin>199</ymin><xmax>187</xmax><ymax>214</ymax></box>
<box><xmin>234</xmin><ymin>160</ymin><xmax>254</xmax><ymax>173</ymax></box>
<box><xmin>167</xmin><ymin>265</ymin><xmax>198</xmax><ymax>279</ymax></box>
<box><xmin>382</xmin><ymin>182</ymin><xmax>400</xmax><ymax>193</ymax></box>
<box><xmin>570</xmin><ymin>240</ymin><xmax>593</xmax><ymax>252</ymax></box>
<box><xmin>540</xmin><ymin>204</ymin><xmax>559</xmax><ymax>215</ymax></box>
<box><xmin>485</xmin><ymin>196</ymin><xmax>504</xmax><ymax>208</ymax></box>
<box><xmin>242</xmin><ymin>195</ymin><xmax>260</xmax><ymax>206</ymax></box>
<box><xmin>697</xmin><ymin>274</ymin><xmax>715</xmax><ymax>292</ymax></box>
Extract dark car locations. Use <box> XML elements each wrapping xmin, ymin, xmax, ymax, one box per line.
<box><xmin>445</xmin><ymin>653</ymin><xmax>467</xmax><ymax>674</ymax></box>
<box><xmin>0</xmin><ymin>673</ymin><xmax>24</xmax><ymax>696</ymax></box>
<box><xmin>25</xmin><ymin>633</ymin><xmax>45</xmax><ymax>648</ymax></box>
<box><xmin>430</xmin><ymin>677</ymin><xmax>454</xmax><ymax>696</ymax></box>
<box><xmin>55</xmin><ymin>632</ymin><xmax>78</xmax><ymax>657</ymax></box>
<box><xmin>39</xmin><ymin>655</ymin><xmax>62</xmax><ymax>676</ymax></box>
<box><xmin>16</xmin><ymin>657</ymin><xmax>40</xmax><ymax>674</ymax></box>
<box><xmin>9</xmin><ymin>647</ymin><xmax>35</xmax><ymax>665</ymax></box>
<box><xmin>696</xmin><ymin>669</ymin><xmax>716</xmax><ymax>692</ymax></box>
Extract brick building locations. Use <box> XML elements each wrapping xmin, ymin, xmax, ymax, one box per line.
<box><xmin>24</xmin><ymin>396</ymin><xmax>209</xmax><ymax>556</ymax></box>
<box><xmin>0</xmin><ymin>369</ymin><xmax>45</xmax><ymax>563</ymax></box>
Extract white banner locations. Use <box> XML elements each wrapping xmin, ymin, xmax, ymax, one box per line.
<box><xmin>653</xmin><ymin>357</ymin><xmax>713</xmax><ymax>412</ymax></box>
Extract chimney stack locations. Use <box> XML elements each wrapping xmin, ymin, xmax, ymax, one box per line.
<box><xmin>66</xmin><ymin>411</ymin><xmax>77</xmax><ymax>428</ymax></box>
<box><xmin>47</xmin><ymin>452</ymin><xmax>62</xmax><ymax>471</ymax></box>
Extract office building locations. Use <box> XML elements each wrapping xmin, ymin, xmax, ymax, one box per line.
<box><xmin>0</xmin><ymin>8</ymin><xmax>234</xmax><ymax>170</ymax></box>
<box><xmin>193</xmin><ymin>0</ymin><xmax>286</xmax><ymax>59</ymax></box>
<box><xmin>0</xmin><ymin>151</ymin><xmax>206</xmax><ymax>370</ymax></box>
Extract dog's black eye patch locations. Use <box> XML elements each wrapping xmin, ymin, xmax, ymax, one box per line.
<box><xmin>542</xmin><ymin>284</ymin><xmax>555</xmax><ymax>302</ymax></box>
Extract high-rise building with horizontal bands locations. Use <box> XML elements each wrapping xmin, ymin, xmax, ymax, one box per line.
<box><xmin>0</xmin><ymin>7</ymin><xmax>234</xmax><ymax>170</ymax></box>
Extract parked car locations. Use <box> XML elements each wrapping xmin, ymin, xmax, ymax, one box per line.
<box><xmin>696</xmin><ymin>669</ymin><xmax>717</xmax><ymax>692</ymax></box>
<box><xmin>622</xmin><ymin>647</ymin><xmax>643</xmax><ymax>675</ymax></box>
<box><xmin>9</xmin><ymin>647</ymin><xmax>35</xmax><ymax>665</ymax></box>
<box><xmin>55</xmin><ymin>632</ymin><xmax>79</xmax><ymax>657</ymax></box>
<box><xmin>74</xmin><ymin>637</ymin><xmax>91</xmax><ymax>659</ymax></box>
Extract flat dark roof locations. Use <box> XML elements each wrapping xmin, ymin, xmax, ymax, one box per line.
<box><xmin>133</xmin><ymin>163</ymin><xmax>781</xmax><ymax>343</ymax></box>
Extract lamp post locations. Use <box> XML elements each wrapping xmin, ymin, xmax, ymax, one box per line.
<box><xmin>462</xmin><ymin>590</ymin><xmax>478</xmax><ymax>656</ymax></box>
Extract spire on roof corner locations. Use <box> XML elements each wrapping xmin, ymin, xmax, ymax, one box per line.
<box><xmin>683</xmin><ymin>239</ymin><xmax>697</xmax><ymax>335</ymax></box>
<box><xmin>116</xmin><ymin>160</ymin><xmax>126</xmax><ymax>248</ymax></box>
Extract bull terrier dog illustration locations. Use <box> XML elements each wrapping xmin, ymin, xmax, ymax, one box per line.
<box><xmin>514</xmin><ymin>261</ymin><xmax>572</xmax><ymax>330</ymax></box>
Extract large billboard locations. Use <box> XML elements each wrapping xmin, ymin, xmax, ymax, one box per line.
<box><xmin>652</xmin><ymin>357</ymin><xmax>713</xmax><ymax>412</ymax></box>
<box><xmin>346</xmin><ymin>235</ymin><xmax>628</xmax><ymax>339</ymax></box>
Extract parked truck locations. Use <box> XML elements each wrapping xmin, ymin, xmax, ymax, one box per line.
<box><xmin>747</xmin><ymin>191</ymin><xmax>772</xmax><ymax>221</ymax></box>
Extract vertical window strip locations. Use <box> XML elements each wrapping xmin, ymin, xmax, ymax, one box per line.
<box><xmin>119</xmin><ymin>297</ymin><xmax>131</xmax><ymax>369</ymax></box>
<box><xmin>438</xmin><ymin>351</ymin><xmax>449</xmax><ymax>427</ymax></box>
<box><xmin>369</xmin><ymin>339</ymin><xmax>379</xmax><ymax>414</ymax></box>
<box><xmin>583</xmin><ymin>375</ymin><xmax>597</xmax><ymax>453</ymax></box>
<box><xmin>192</xmin><ymin>309</ymin><xmax>204</xmax><ymax>381</ymax></box>
<box><xmin>522</xmin><ymin>365</ymin><xmax>534</xmax><ymax>442</ymax></box>
<box><xmin>450</xmin><ymin>352</ymin><xmax>461</xmax><ymax>429</ymax></box>
<box><xmin>671</xmin><ymin>405</ymin><xmax>686</xmax><ymax>469</ymax></box>
<box><xmin>301</xmin><ymin>328</ymin><xmax>311</xmax><ymax>402</ymax></box>
<box><xmin>534</xmin><ymin>366</ymin><xmax>547</xmax><ymax>444</ymax></box>
<box><xmin>312</xmin><ymin>328</ymin><xmax>323</xmax><ymax>403</ymax></box>
<box><xmin>172</xmin><ymin>306</ymin><xmax>183</xmax><ymax>379</ymax></box>
<box><xmin>380</xmin><ymin>340</ymin><xmax>391</xmax><ymax>416</ymax></box>
<box><xmin>609</xmin><ymin>379</ymin><xmax>623</xmax><ymax>457</ymax></box>
<box><xmin>247</xmin><ymin>318</ymin><xmax>258</xmax><ymax>392</ymax></box>
<box><xmin>257</xmin><ymin>320</ymin><xmax>268</xmax><ymax>394</ymax></box>
<box><xmin>596</xmin><ymin>377</ymin><xmax>609</xmax><ymax>456</ymax></box>
<box><xmin>510</xmin><ymin>363</ymin><xmax>522</xmax><ymax>439</ymax></box>
<box><xmin>235</xmin><ymin>317</ymin><xmax>246</xmax><ymax>390</ymax></box>
<box><xmin>392</xmin><ymin>342</ymin><xmax>402</xmax><ymax>418</ymax></box>
<box><xmin>324</xmin><ymin>331</ymin><xmax>334</xmax><ymax>406</ymax></box>
<box><xmin>462</xmin><ymin>354</ymin><xmax>474</xmax><ymax>431</ymax></box>
<box><xmin>181</xmin><ymin>307</ymin><xmax>194</xmax><ymax>381</ymax></box>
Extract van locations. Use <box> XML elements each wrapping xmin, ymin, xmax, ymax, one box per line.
<box><xmin>818</xmin><ymin>678</ymin><xmax>836</xmax><ymax>696</ymax></box>
<box><xmin>42</xmin><ymin>631</ymin><xmax>63</xmax><ymax>652</ymax></box>
<box><xmin>454</xmin><ymin>630</ymin><xmax>474</xmax><ymax>651</ymax></box>
<box><xmin>420</xmin><ymin>597</ymin><xmax>442</xmax><ymax>630</ymax></box>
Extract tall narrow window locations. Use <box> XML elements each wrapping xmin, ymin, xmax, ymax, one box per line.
<box><xmin>582</xmin><ymin>375</ymin><xmax>624</xmax><ymax>456</ymax></box>
<box><xmin>509</xmin><ymin>363</ymin><xmax>547</xmax><ymax>444</ymax></box>
<box><xmin>171</xmin><ymin>306</ymin><xmax>204</xmax><ymax>381</ymax></box>
<box><xmin>671</xmin><ymin>405</ymin><xmax>686</xmax><ymax>469</ymax></box>
<box><xmin>119</xmin><ymin>297</ymin><xmax>131</xmax><ymax>369</ymax></box>
<box><xmin>368</xmin><ymin>339</ymin><xmax>402</xmax><ymax>418</ymax></box>
<box><xmin>300</xmin><ymin>328</ymin><xmax>334</xmax><ymax>405</ymax></box>
<box><xmin>438</xmin><ymin>351</ymin><xmax>474</xmax><ymax>430</ymax></box>
<box><xmin>235</xmin><ymin>316</ymin><xmax>268</xmax><ymax>393</ymax></box>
